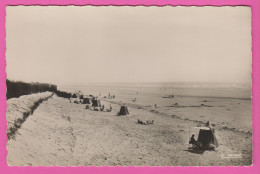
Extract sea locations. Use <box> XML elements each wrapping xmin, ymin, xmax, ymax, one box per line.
<box><xmin>58</xmin><ymin>82</ymin><xmax>251</xmax><ymax>100</ymax></box>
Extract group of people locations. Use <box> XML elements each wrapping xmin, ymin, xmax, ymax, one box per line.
<box><xmin>137</xmin><ymin>119</ymin><xmax>154</xmax><ymax>125</ymax></box>
<box><xmin>101</xmin><ymin>104</ymin><xmax>112</xmax><ymax>111</ymax></box>
<box><xmin>87</xmin><ymin>104</ymin><xmax>113</xmax><ymax>113</ymax></box>
<box><xmin>108</xmin><ymin>93</ymin><xmax>115</xmax><ymax>99</ymax></box>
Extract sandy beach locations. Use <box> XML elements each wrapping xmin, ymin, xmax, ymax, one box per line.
<box><xmin>5</xmin><ymin>5</ymin><xmax>253</xmax><ymax>168</ymax></box>
<box><xmin>7</xmin><ymin>88</ymin><xmax>252</xmax><ymax>166</ymax></box>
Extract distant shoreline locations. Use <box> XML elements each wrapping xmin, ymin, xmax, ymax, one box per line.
<box><xmin>57</xmin><ymin>81</ymin><xmax>252</xmax><ymax>88</ymax></box>
<box><xmin>168</xmin><ymin>95</ymin><xmax>251</xmax><ymax>100</ymax></box>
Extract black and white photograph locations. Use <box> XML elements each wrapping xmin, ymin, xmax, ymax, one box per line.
<box><xmin>6</xmin><ymin>6</ymin><xmax>252</xmax><ymax>166</ymax></box>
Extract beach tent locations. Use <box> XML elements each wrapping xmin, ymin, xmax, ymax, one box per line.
<box><xmin>83</xmin><ymin>97</ymin><xmax>92</xmax><ymax>104</ymax></box>
<box><xmin>197</xmin><ymin>128</ymin><xmax>218</xmax><ymax>148</ymax></box>
<box><xmin>193</xmin><ymin>122</ymin><xmax>219</xmax><ymax>149</ymax></box>
<box><xmin>118</xmin><ymin>106</ymin><xmax>129</xmax><ymax>116</ymax></box>
<box><xmin>92</xmin><ymin>99</ymin><xmax>101</xmax><ymax>107</ymax></box>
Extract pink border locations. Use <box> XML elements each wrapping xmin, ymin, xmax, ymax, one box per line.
<box><xmin>0</xmin><ymin>0</ymin><xmax>259</xmax><ymax>173</ymax></box>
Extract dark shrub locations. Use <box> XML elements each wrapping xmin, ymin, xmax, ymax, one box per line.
<box><xmin>6</xmin><ymin>79</ymin><xmax>57</xmax><ymax>99</ymax></box>
<box><xmin>55</xmin><ymin>90</ymin><xmax>72</xmax><ymax>98</ymax></box>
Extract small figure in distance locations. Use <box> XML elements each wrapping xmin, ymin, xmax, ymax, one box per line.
<box><xmin>137</xmin><ymin>119</ymin><xmax>145</xmax><ymax>125</ymax></box>
<box><xmin>101</xmin><ymin>105</ymin><xmax>105</xmax><ymax>111</ymax></box>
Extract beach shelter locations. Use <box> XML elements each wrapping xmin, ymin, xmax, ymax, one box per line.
<box><xmin>197</xmin><ymin>128</ymin><xmax>218</xmax><ymax>148</ymax></box>
<box><xmin>83</xmin><ymin>97</ymin><xmax>92</xmax><ymax>104</ymax></box>
<box><xmin>92</xmin><ymin>99</ymin><xmax>101</xmax><ymax>107</ymax></box>
<box><xmin>118</xmin><ymin>106</ymin><xmax>129</xmax><ymax>116</ymax></box>
<box><xmin>193</xmin><ymin>122</ymin><xmax>219</xmax><ymax>148</ymax></box>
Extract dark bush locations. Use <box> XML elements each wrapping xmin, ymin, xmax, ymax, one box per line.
<box><xmin>6</xmin><ymin>79</ymin><xmax>57</xmax><ymax>99</ymax></box>
<box><xmin>55</xmin><ymin>90</ymin><xmax>72</xmax><ymax>98</ymax></box>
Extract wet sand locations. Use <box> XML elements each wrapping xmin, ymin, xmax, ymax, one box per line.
<box><xmin>7</xmin><ymin>94</ymin><xmax>252</xmax><ymax>166</ymax></box>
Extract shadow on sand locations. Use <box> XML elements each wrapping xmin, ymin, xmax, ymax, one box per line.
<box><xmin>183</xmin><ymin>149</ymin><xmax>206</xmax><ymax>155</ymax></box>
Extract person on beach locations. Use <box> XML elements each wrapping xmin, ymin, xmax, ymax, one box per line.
<box><xmin>189</xmin><ymin>134</ymin><xmax>196</xmax><ymax>145</ymax></box>
<box><xmin>101</xmin><ymin>105</ymin><xmax>105</xmax><ymax>111</ymax></box>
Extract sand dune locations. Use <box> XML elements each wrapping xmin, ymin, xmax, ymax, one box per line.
<box><xmin>6</xmin><ymin>92</ymin><xmax>53</xmax><ymax>139</ymax></box>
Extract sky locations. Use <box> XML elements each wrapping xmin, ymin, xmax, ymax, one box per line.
<box><xmin>6</xmin><ymin>6</ymin><xmax>252</xmax><ymax>85</ymax></box>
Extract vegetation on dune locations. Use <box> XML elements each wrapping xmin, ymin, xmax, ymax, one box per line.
<box><xmin>6</xmin><ymin>79</ymin><xmax>57</xmax><ymax>99</ymax></box>
<box><xmin>6</xmin><ymin>79</ymin><xmax>75</xmax><ymax>99</ymax></box>
<box><xmin>55</xmin><ymin>90</ymin><xmax>72</xmax><ymax>98</ymax></box>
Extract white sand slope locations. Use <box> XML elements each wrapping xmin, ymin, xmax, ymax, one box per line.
<box><xmin>6</xmin><ymin>95</ymin><xmax>252</xmax><ymax>166</ymax></box>
<box><xmin>6</xmin><ymin>92</ymin><xmax>53</xmax><ymax>139</ymax></box>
